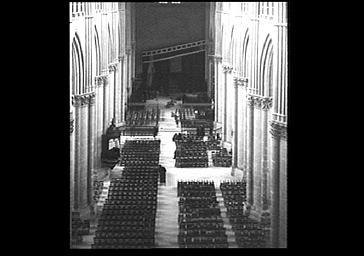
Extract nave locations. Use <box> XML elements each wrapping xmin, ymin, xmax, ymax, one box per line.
<box><xmin>71</xmin><ymin>97</ymin><xmax>269</xmax><ymax>249</ymax></box>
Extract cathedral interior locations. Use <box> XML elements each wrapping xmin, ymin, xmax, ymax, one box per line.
<box><xmin>70</xmin><ymin>2</ymin><xmax>288</xmax><ymax>249</ymax></box>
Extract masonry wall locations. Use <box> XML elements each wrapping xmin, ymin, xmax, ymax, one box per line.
<box><xmin>212</xmin><ymin>2</ymin><xmax>288</xmax><ymax>248</ymax></box>
<box><xmin>70</xmin><ymin>2</ymin><xmax>135</xmax><ymax>215</ymax></box>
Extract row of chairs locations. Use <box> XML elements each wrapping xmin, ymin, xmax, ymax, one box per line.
<box><xmin>220</xmin><ymin>181</ymin><xmax>268</xmax><ymax>248</ymax></box>
<box><xmin>125</xmin><ymin>109</ymin><xmax>160</xmax><ymax>126</ymax></box>
<box><xmin>175</xmin><ymin>138</ymin><xmax>208</xmax><ymax>168</ymax></box>
<box><xmin>178</xmin><ymin>181</ymin><xmax>228</xmax><ymax>248</ymax></box>
<box><xmin>92</xmin><ymin>140</ymin><xmax>160</xmax><ymax>249</ymax></box>
<box><xmin>93</xmin><ymin>180</ymin><xmax>104</xmax><ymax>201</ymax></box>
<box><xmin>212</xmin><ymin>154</ymin><xmax>232</xmax><ymax>167</ymax></box>
<box><xmin>71</xmin><ymin>213</ymin><xmax>90</xmax><ymax>244</ymax></box>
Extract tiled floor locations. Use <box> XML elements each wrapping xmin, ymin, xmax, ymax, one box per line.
<box><xmin>72</xmin><ymin>96</ymin><xmax>245</xmax><ymax>248</ymax></box>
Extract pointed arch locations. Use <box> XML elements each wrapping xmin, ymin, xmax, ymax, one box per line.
<box><xmin>229</xmin><ymin>25</ymin><xmax>235</xmax><ymax>65</ymax></box>
<box><xmin>108</xmin><ymin>24</ymin><xmax>113</xmax><ymax>63</ymax></box>
<box><xmin>260</xmin><ymin>34</ymin><xmax>273</xmax><ymax>96</ymax></box>
<box><xmin>94</xmin><ymin>25</ymin><xmax>101</xmax><ymax>76</ymax></box>
<box><xmin>72</xmin><ymin>33</ymin><xmax>84</xmax><ymax>95</ymax></box>
<box><xmin>242</xmin><ymin>29</ymin><xmax>250</xmax><ymax>78</ymax></box>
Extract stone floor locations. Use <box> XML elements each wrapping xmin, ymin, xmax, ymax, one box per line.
<box><xmin>72</xmin><ymin>96</ymin><xmax>245</xmax><ymax>248</ymax></box>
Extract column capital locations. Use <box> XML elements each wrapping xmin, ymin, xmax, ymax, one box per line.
<box><xmin>270</xmin><ymin>120</ymin><xmax>287</xmax><ymax>140</ymax></box>
<box><xmin>253</xmin><ymin>96</ymin><xmax>262</xmax><ymax>109</ymax></box>
<box><xmin>222</xmin><ymin>64</ymin><xmax>233</xmax><ymax>73</ymax></box>
<box><xmin>118</xmin><ymin>55</ymin><xmax>124</xmax><ymax>62</ymax></box>
<box><xmin>261</xmin><ymin>97</ymin><xmax>273</xmax><ymax>111</ymax></box>
<box><xmin>237</xmin><ymin>77</ymin><xmax>248</xmax><ymax>87</ymax></box>
<box><xmin>72</xmin><ymin>93</ymin><xmax>96</xmax><ymax>107</ymax></box>
<box><xmin>247</xmin><ymin>94</ymin><xmax>255</xmax><ymax>107</ymax></box>
<box><xmin>108</xmin><ymin>63</ymin><xmax>117</xmax><ymax>73</ymax></box>
<box><xmin>88</xmin><ymin>92</ymin><xmax>96</xmax><ymax>105</ymax></box>
<box><xmin>94</xmin><ymin>75</ymin><xmax>107</xmax><ymax>88</ymax></box>
<box><xmin>233</xmin><ymin>76</ymin><xmax>239</xmax><ymax>88</ymax></box>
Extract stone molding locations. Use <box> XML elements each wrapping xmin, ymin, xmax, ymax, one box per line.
<box><xmin>70</xmin><ymin>111</ymin><xmax>74</xmax><ymax>134</ymax></box>
<box><xmin>222</xmin><ymin>64</ymin><xmax>233</xmax><ymax>73</ymax></box>
<box><xmin>253</xmin><ymin>96</ymin><xmax>262</xmax><ymax>109</ymax></box>
<box><xmin>236</xmin><ymin>77</ymin><xmax>248</xmax><ymax>87</ymax></box>
<box><xmin>72</xmin><ymin>92</ymin><xmax>96</xmax><ymax>108</ymax></box>
<box><xmin>261</xmin><ymin>97</ymin><xmax>273</xmax><ymax>110</ymax></box>
<box><xmin>247</xmin><ymin>94</ymin><xmax>255</xmax><ymax>107</ymax></box>
<box><xmin>95</xmin><ymin>75</ymin><xmax>107</xmax><ymax>88</ymax></box>
<box><xmin>270</xmin><ymin>120</ymin><xmax>287</xmax><ymax>140</ymax></box>
<box><xmin>108</xmin><ymin>63</ymin><xmax>117</xmax><ymax>73</ymax></box>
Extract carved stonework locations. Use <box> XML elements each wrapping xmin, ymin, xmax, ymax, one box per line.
<box><xmin>80</xmin><ymin>95</ymin><xmax>89</xmax><ymax>106</ymax></box>
<box><xmin>95</xmin><ymin>76</ymin><xmax>106</xmax><ymax>88</ymax></box>
<box><xmin>108</xmin><ymin>64</ymin><xmax>116</xmax><ymax>73</ymax></box>
<box><xmin>72</xmin><ymin>95</ymin><xmax>81</xmax><ymax>108</ymax></box>
<box><xmin>233</xmin><ymin>77</ymin><xmax>239</xmax><ymax>88</ymax></box>
<box><xmin>237</xmin><ymin>77</ymin><xmax>248</xmax><ymax>88</ymax></box>
<box><xmin>222</xmin><ymin>65</ymin><xmax>233</xmax><ymax>73</ymax></box>
<box><xmin>89</xmin><ymin>93</ymin><xmax>96</xmax><ymax>105</ymax></box>
<box><xmin>270</xmin><ymin>120</ymin><xmax>287</xmax><ymax>140</ymax></box>
<box><xmin>253</xmin><ymin>96</ymin><xmax>262</xmax><ymax>109</ymax></box>
<box><xmin>247</xmin><ymin>95</ymin><xmax>255</xmax><ymax>107</ymax></box>
<box><xmin>70</xmin><ymin>112</ymin><xmax>74</xmax><ymax>134</ymax></box>
<box><xmin>118</xmin><ymin>55</ymin><xmax>124</xmax><ymax>62</ymax></box>
<box><xmin>261</xmin><ymin>97</ymin><xmax>273</xmax><ymax>111</ymax></box>
<box><xmin>125</xmin><ymin>48</ymin><xmax>132</xmax><ymax>55</ymax></box>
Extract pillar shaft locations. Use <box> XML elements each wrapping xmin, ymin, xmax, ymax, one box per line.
<box><xmin>232</xmin><ymin>79</ymin><xmax>238</xmax><ymax>169</ymax></box>
<box><xmin>103</xmin><ymin>77</ymin><xmax>108</xmax><ymax>132</ymax></box>
<box><xmin>262</xmin><ymin>98</ymin><xmax>272</xmax><ymax>210</ymax></box>
<box><xmin>70</xmin><ymin>110</ymin><xmax>75</xmax><ymax>212</ymax></box>
<box><xmin>253</xmin><ymin>97</ymin><xmax>262</xmax><ymax>213</ymax></box>
<box><xmin>246</xmin><ymin>95</ymin><xmax>255</xmax><ymax>206</ymax></box>
<box><xmin>87</xmin><ymin>94</ymin><xmax>95</xmax><ymax>205</ymax></box>
<box><xmin>79</xmin><ymin>100</ymin><xmax>89</xmax><ymax>209</ymax></box>
<box><xmin>73</xmin><ymin>101</ymin><xmax>81</xmax><ymax>210</ymax></box>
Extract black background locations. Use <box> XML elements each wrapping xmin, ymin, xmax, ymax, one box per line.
<box><xmin>6</xmin><ymin>0</ymin><xmax>345</xmax><ymax>255</ymax></box>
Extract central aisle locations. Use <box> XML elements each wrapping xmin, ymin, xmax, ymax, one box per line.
<box><xmin>151</xmin><ymin>96</ymin><xmax>245</xmax><ymax>248</ymax></box>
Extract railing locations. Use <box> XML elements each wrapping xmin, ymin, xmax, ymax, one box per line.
<box><xmin>142</xmin><ymin>40</ymin><xmax>206</xmax><ymax>58</ymax></box>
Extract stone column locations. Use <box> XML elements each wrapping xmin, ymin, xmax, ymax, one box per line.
<box><xmin>232</xmin><ymin>77</ymin><xmax>239</xmax><ymax>174</ymax></box>
<box><xmin>119</xmin><ymin>56</ymin><xmax>125</xmax><ymax>123</ymax></box>
<box><xmin>226</xmin><ymin>68</ymin><xmax>233</xmax><ymax>144</ymax></box>
<box><xmin>222</xmin><ymin>65</ymin><xmax>233</xmax><ymax>143</ymax></box>
<box><xmin>96</xmin><ymin>76</ymin><xmax>105</xmax><ymax>168</ymax></box>
<box><xmin>72</xmin><ymin>96</ymin><xmax>81</xmax><ymax>210</ymax></box>
<box><xmin>103</xmin><ymin>75</ymin><xmax>109</xmax><ymax>133</ymax></box>
<box><xmin>216</xmin><ymin>57</ymin><xmax>223</xmax><ymax>125</ymax></box>
<box><xmin>114</xmin><ymin>62</ymin><xmax>120</xmax><ymax>124</ymax></box>
<box><xmin>70</xmin><ymin>110</ymin><xmax>75</xmax><ymax>212</ymax></box>
<box><xmin>87</xmin><ymin>93</ymin><xmax>96</xmax><ymax>207</ymax></box>
<box><xmin>252</xmin><ymin>95</ymin><xmax>262</xmax><ymax>217</ymax></box>
<box><xmin>222</xmin><ymin>65</ymin><xmax>227</xmax><ymax>141</ymax></box>
<box><xmin>246</xmin><ymin>95</ymin><xmax>255</xmax><ymax>207</ymax></box>
<box><xmin>279</xmin><ymin>129</ymin><xmax>287</xmax><ymax>248</ymax></box>
<box><xmin>108</xmin><ymin>63</ymin><xmax>116</xmax><ymax>121</ymax></box>
<box><xmin>214</xmin><ymin>57</ymin><xmax>218</xmax><ymax>122</ymax></box>
<box><xmin>269</xmin><ymin>120</ymin><xmax>287</xmax><ymax>248</ymax></box>
<box><xmin>79</xmin><ymin>94</ymin><xmax>89</xmax><ymax>210</ymax></box>
<box><xmin>261</xmin><ymin>97</ymin><xmax>273</xmax><ymax>212</ymax></box>
<box><xmin>237</xmin><ymin>78</ymin><xmax>247</xmax><ymax>172</ymax></box>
